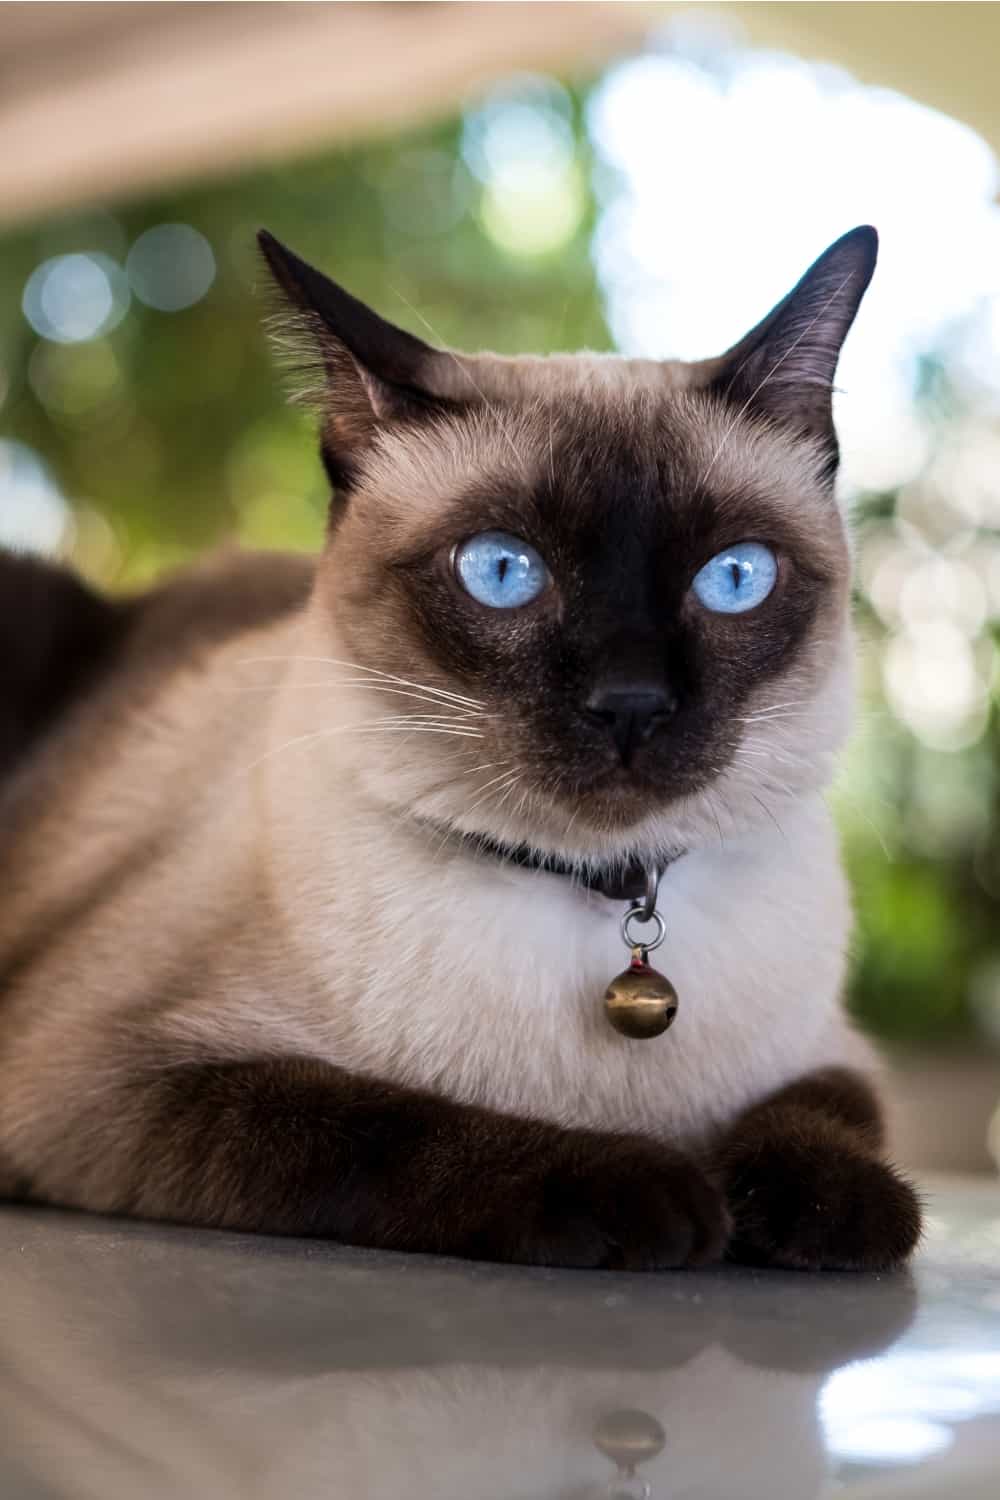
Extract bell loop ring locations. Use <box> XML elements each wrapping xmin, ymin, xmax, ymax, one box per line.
<box><xmin>636</xmin><ymin>864</ymin><xmax>662</xmax><ymax>923</ymax></box>
<box><xmin>620</xmin><ymin>906</ymin><xmax>666</xmax><ymax>953</ymax></box>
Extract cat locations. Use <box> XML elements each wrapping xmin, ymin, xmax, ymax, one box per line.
<box><xmin>0</xmin><ymin>224</ymin><xmax>920</xmax><ymax>1271</ymax></box>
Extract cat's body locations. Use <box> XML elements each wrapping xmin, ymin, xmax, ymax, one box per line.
<box><xmin>0</xmin><ymin>227</ymin><xmax>920</xmax><ymax>1270</ymax></box>
<box><xmin>0</xmin><ymin>548</ymin><xmax>865</xmax><ymax>1151</ymax></box>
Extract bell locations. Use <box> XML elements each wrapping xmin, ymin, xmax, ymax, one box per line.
<box><xmin>594</xmin><ymin>1408</ymin><xmax>667</xmax><ymax>1467</ymax></box>
<box><xmin>604</xmin><ymin>950</ymin><xmax>678</xmax><ymax>1039</ymax></box>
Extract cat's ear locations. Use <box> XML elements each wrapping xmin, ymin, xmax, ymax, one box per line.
<box><xmin>700</xmin><ymin>225</ymin><xmax>878</xmax><ymax>479</ymax></box>
<box><xmin>258</xmin><ymin>230</ymin><xmax>451</xmax><ymax>488</ymax></box>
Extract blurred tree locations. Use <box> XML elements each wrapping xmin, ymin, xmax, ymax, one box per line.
<box><xmin>0</xmin><ymin>99</ymin><xmax>606</xmax><ymax>579</ymax></box>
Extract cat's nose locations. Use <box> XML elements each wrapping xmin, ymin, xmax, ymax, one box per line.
<box><xmin>584</xmin><ymin>680</ymin><xmax>677</xmax><ymax>767</ymax></box>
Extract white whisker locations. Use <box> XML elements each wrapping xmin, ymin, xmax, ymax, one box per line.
<box><xmin>225</xmin><ymin>678</ymin><xmax>488</xmax><ymax>719</ymax></box>
<box><xmin>737</xmin><ymin>700</ymin><xmax>811</xmax><ymax>724</ymax></box>
<box><xmin>235</xmin><ymin>655</ymin><xmax>483</xmax><ymax>709</ymax></box>
<box><xmin>462</xmin><ymin>769</ymin><xmax>522</xmax><ymax>823</ymax></box>
<box><xmin>494</xmin><ymin>774</ymin><xmax>523</xmax><ymax>816</ymax></box>
<box><xmin>239</xmin><ymin>719</ymin><xmax>483</xmax><ymax>775</ymax></box>
<box><xmin>466</xmin><ymin>766</ymin><xmax>523</xmax><ymax>799</ymax></box>
<box><xmin>750</xmin><ymin>791</ymin><xmax>786</xmax><ymax>840</ymax></box>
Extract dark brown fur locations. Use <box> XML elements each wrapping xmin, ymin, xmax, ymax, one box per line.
<box><xmin>0</xmin><ymin>552</ymin><xmax>129</xmax><ymax>781</ymax></box>
<box><xmin>96</xmin><ymin>1054</ymin><xmax>726</xmax><ymax>1268</ymax></box>
<box><xmin>0</xmin><ymin>548</ymin><xmax>312</xmax><ymax>797</ymax></box>
<box><xmin>716</xmin><ymin>1069</ymin><xmax>922</xmax><ymax>1271</ymax></box>
<box><xmin>3</xmin><ymin>1037</ymin><xmax>916</xmax><ymax>1272</ymax></box>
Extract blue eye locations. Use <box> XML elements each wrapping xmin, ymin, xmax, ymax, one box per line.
<box><xmin>454</xmin><ymin>531</ymin><xmax>550</xmax><ymax>609</ymax></box>
<box><xmin>691</xmin><ymin>542</ymin><xmax>778</xmax><ymax>614</ymax></box>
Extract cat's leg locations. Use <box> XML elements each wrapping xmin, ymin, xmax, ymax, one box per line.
<box><xmin>713</xmin><ymin>1067</ymin><xmax>921</xmax><ymax>1271</ymax></box>
<box><xmin>12</xmin><ymin>1057</ymin><xmax>729</xmax><ymax>1270</ymax></box>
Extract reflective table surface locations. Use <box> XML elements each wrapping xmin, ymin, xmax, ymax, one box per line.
<box><xmin>1</xmin><ymin>1176</ymin><xmax>998</xmax><ymax>1498</ymax></box>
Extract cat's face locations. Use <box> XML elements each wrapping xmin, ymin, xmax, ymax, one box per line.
<box><xmin>261</xmin><ymin>228</ymin><xmax>874</xmax><ymax>860</ymax></box>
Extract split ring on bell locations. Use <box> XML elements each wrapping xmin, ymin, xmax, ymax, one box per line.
<box><xmin>620</xmin><ymin>906</ymin><xmax>666</xmax><ymax>952</ymax></box>
<box><xmin>636</xmin><ymin>863</ymin><xmax>662</xmax><ymax>923</ymax></box>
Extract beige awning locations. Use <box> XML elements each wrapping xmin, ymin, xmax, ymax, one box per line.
<box><xmin>2</xmin><ymin>2</ymin><xmax>998</xmax><ymax>228</ymax></box>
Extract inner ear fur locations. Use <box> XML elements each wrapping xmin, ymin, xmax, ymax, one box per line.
<box><xmin>258</xmin><ymin>229</ymin><xmax>458</xmax><ymax>490</ymax></box>
<box><xmin>698</xmin><ymin>225</ymin><xmax>878</xmax><ymax>478</ymax></box>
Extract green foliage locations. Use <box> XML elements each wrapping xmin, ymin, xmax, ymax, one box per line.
<box><xmin>0</xmin><ymin>102</ymin><xmax>607</xmax><ymax>576</ymax></box>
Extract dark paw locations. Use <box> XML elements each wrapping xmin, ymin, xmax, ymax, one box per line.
<box><xmin>477</xmin><ymin>1132</ymin><xmax>730</xmax><ymax>1271</ymax></box>
<box><xmin>721</xmin><ymin>1124</ymin><xmax>922</xmax><ymax>1271</ymax></box>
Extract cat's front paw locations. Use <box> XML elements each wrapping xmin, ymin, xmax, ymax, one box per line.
<box><xmin>477</xmin><ymin>1132</ymin><xmax>730</xmax><ymax>1271</ymax></box>
<box><xmin>720</xmin><ymin>1122</ymin><xmax>921</xmax><ymax>1271</ymax></box>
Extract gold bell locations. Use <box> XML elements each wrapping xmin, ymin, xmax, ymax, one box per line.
<box><xmin>604</xmin><ymin>948</ymin><xmax>678</xmax><ymax>1039</ymax></box>
<box><xmin>594</xmin><ymin>1407</ymin><xmax>667</xmax><ymax>1468</ymax></box>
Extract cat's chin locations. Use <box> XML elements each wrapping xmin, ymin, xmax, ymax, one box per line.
<box><xmin>531</xmin><ymin>764</ymin><xmax>716</xmax><ymax>841</ymax></box>
<box><xmin>389</xmin><ymin>743</ymin><xmax>815</xmax><ymax>865</ymax></box>
<box><xmin>424</xmin><ymin>782</ymin><xmax>708</xmax><ymax>866</ymax></box>
<box><xmin>434</xmin><ymin>773</ymin><xmax>806</xmax><ymax>870</ymax></box>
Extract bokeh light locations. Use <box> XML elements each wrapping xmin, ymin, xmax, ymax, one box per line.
<box><xmin>22</xmin><ymin>252</ymin><xmax>129</xmax><ymax>343</ymax></box>
<box><xmin>375</xmin><ymin>149</ymin><xmax>471</xmax><ymax>237</ymax></box>
<box><xmin>587</xmin><ymin>48</ymin><xmax>1000</xmax><ymax>496</ymax></box>
<box><xmin>821</xmin><ymin>1350</ymin><xmax>1000</xmax><ymax>1467</ymax></box>
<box><xmin>0</xmin><ymin>440</ymin><xmax>71</xmax><ymax>554</ymax></box>
<box><xmin>126</xmin><ymin>223</ymin><xmax>216</xmax><ymax>311</ymax></box>
<box><xmin>464</xmin><ymin>77</ymin><xmax>586</xmax><ymax>257</ymax></box>
<box><xmin>27</xmin><ymin>340</ymin><xmax>123</xmax><ymax>422</ymax></box>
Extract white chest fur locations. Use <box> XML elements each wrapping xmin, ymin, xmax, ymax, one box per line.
<box><xmin>267</xmin><ymin>794</ymin><xmax>864</xmax><ymax>1147</ymax></box>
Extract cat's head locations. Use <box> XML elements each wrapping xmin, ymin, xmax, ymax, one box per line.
<box><xmin>260</xmin><ymin>226</ymin><xmax>875</xmax><ymax>863</ymax></box>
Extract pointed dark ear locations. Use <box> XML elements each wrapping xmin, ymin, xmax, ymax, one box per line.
<box><xmin>701</xmin><ymin>226</ymin><xmax>878</xmax><ymax>480</ymax></box>
<box><xmin>257</xmin><ymin>230</ymin><xmax>450</xmax><ymax>489</ymax></box>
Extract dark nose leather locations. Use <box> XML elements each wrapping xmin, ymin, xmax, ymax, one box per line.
<box><xmin>585</xmin><ymin>681</ymin><xmax>677</xmax><ymax>766</ymax></box>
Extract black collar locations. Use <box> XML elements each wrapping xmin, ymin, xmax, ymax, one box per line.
<box><xmin>463</xmin><ymin>835</ymin><xmax>683</xmax><ymax>903</ymax></box>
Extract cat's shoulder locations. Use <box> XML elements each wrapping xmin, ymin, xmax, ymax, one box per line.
<box><xmin>125</xmin><ymin>547</ymin><xmax>315</xmax><ymax>665</ymax></box>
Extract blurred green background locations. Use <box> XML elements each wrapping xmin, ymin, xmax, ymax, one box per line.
<box><xmin>3</xmin><ymin>12</ymin><xmax>1000</xmax><ymax>1055</ymax></box>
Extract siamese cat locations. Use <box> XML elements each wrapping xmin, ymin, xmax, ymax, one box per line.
<box><xmin>0</xmin><ymin>224</ymin><xmax>920</xmax><ymax>1272</ymax></box>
